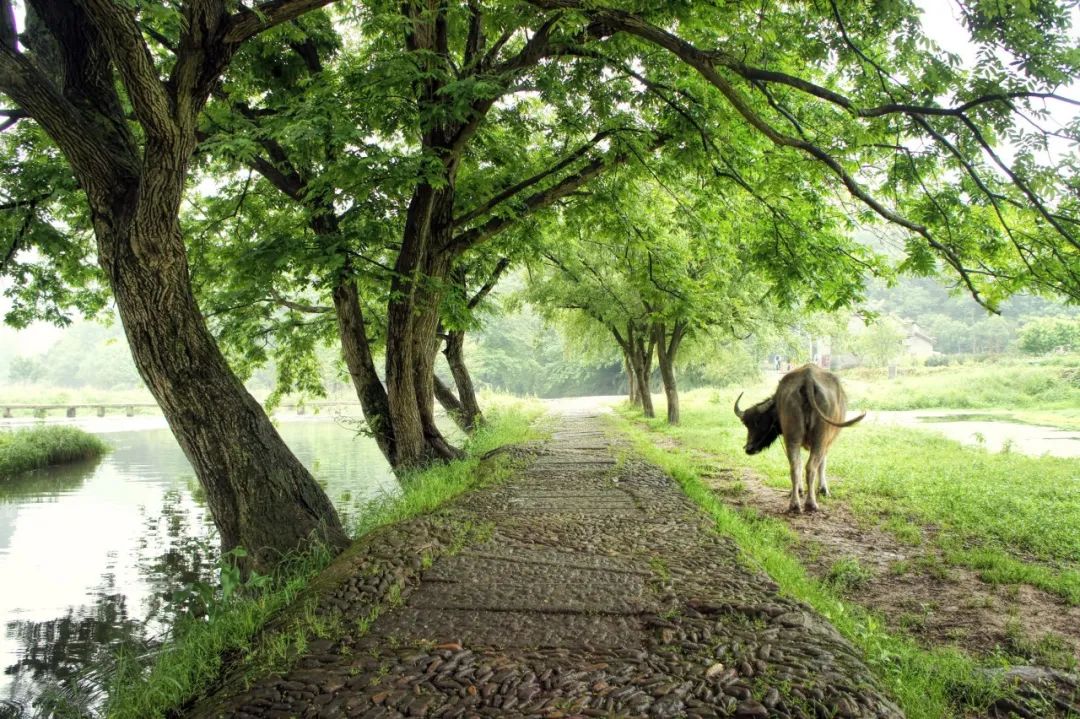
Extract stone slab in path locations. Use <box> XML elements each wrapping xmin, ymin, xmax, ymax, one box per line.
<box><xmin>186</xmin><ymin>410</ymin><xmax>904</xmax><ymax>719</ymax></box>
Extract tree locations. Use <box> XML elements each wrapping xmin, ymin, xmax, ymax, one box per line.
<box><xmin>8</xmin><ymin>355</ymin><xmax>43</xmax><ymax>383</ymax></box>
<box><xmin>855</xmin><ymin>317</ymin><xmax>906</xmax><ymax>367</ymax></box>
<box><xmin>531</xmin><ymin>158</ymin><xmax>877</xmax><ymax>423</ymax></box>
<box><xmin>0</xmin><ymin>0</ymin><xmax>349</xmax><ymax>571</ymax></box>
<box><xmin>11</xmin><ymin>0</ymin><xmax>1080</xmax><ymax>483</ymax></box>
<box><xmin>183</xmin><ymin>3</ymin><xmax>678</xmax><ymax>467</ymax></box>
<box><xmin>1018</xmin><ymin>316</ymin><xmax>1080</xmax><ymax>354</ymax></box>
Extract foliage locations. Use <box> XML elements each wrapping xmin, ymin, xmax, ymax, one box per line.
<box><xmin>467</xmin><ymin>299</ymin><xmax>624</xmax><ymax>398</ymax></box>
<box><xmin>853</xmin><ymin>316</ymin><xmax>907</xmax><ymax>367</ymax></box>
<box><xmin>6</xmin><ymin>319</ymin><xmax>143</xmax><ymax>390</ymax></box>
<box><xmin>1017</xmin><ymin>316</ymin><xmax>1080</xmax><ymax>354</ymax></box>
<box><xmin>8</xmin><ymin>354</ymin><xmax>44</xmax><ymax>383</ymax></box>
<box><xmin>842</xmin><ymin>357</ymin><xmax>1080</xmax><ymax>409</ymax></box>
<box><xmin>0</xmin><ymin>426</ymin><xmax>108</xmax><ymax>479</ymax></box>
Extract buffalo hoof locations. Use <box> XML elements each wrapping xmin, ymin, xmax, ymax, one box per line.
<box><xmin>804</xmin><ymin>502</ymin><xmax>819</xmax><ymax>513</ymax></box>
<box><xmin>787</xmin><ymin>503</ymin><xmax>802</xmax><ymax>515</ymax></box>
<box><xmin>819</xmin><ymin>485</ymin><xmax>830</xmax><ymax>497</ymax></box>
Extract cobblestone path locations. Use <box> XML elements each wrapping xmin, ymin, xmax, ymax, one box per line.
<box><xmin>188</xmin><ymin>409</ymin><xmax>903</xmax><ymax>718</ymax></box>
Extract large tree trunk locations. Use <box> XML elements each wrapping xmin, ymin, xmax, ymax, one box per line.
<box><xmin>433</xmin><ymin>374</ymin><xmax>467</xmax><ymax>425</ymax></box>
<box><xmin>385</xmin><ymin>185</ymin><xmax>463</xmax><ymax>468</ymax></box>
<box><xmin>104</xmin><ymin>214</ymin><xmax>349</xmax><ymax>571</ymax></box>
<box><xmin>626</xmin><ymin>333</ymin><xmax>655</xmax><ymax>419</ymax></box>
<box><xmin>1</xmin><ymin>0</ymin><xmax>351</xmax><ymax>575</ymax></box>
<box><xmin>332</xmin><ymin>279</ymin><xmax>396</xmax><ymax>463</ymax></box>
<box><xmin>656</xmin><ymin>323</ymin><xmax>684</xmax><ymax>425</ymax></box>
<box><xmin>443</xmin><ymin>330</ymin><xmax>483</xmax><ymax>432</ymax></box>
<box><xmin>624</xmin><ymin>353</ymin><xmax>639</xmax><ymax>405</ymax></box>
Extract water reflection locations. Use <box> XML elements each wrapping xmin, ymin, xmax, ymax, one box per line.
<box><xmin>0</xmin><ymin>416</ymin><xmax>398</xmax><ymax>717</ymax></box>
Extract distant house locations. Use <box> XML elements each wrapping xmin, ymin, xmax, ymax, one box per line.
<box><xmin>901</xmin><ymin>321</ymin><xmax>935</xmax><ymax>359</ymax></box>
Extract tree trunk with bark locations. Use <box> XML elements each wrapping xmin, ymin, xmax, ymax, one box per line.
<box><xmin>624</xmin><ymin>354</ymin><xmax>640</xmax><ymax>405</ymax></box>
<box><xmin>384</xmin><ymin>185</ymin><xmax>463</xmax><ymax>467</ymax></box>
<box><xmin>433</xmin><ymin>374</ymin><xmax>466</xmax><ymax>423</ymax></box>
<box><xmin>443</xmin><ymin>329</ymin><xmax>483</xmax><ymax>432</ymax></box>
<box><xmin>107</xmin><ymin>216</ymin><xmax>350</xmax><ymax>569</ymax></box>
<box><xmin>332</xmin><ymin>279</ymin><xmax>396</xmax><ymax>463</ymax></box>
<box><xmin>632</xmin><ymin>353</ymin><xmax>655</xmax><ymax>418</ymax></box>
<box><xmin>655</xmin><ymin>321</ymin><xmax>686</xmax><ymax>425</ymax></box>
<box><xmin>0</xmin><ymin>2</ymin><xmax>350</xmax><ymax>572</ymax></box>
<box><xmin>620</xmin><ymin>325</ymin><xmax>655</xmax><ymax>418</ymax></box>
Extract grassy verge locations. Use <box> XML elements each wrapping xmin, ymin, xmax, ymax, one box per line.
<box><xmin>103</xmin><ymin>401</ymin><xmax>545</xmax><ymax>719</ymax></box>
<box><xmin>0</xmin><ymin>425</ymin><xmax>109</xmax><ymax>479</ymax></box>
<box><xmin>661</xmin><ymin>389</ymin><xmax>1080</xmax><ymax>604</ymax></box>
<box><xmin>607</xmin><ymin>408</ymin><xmax>1003</xmax><ymax>718</ymax></box>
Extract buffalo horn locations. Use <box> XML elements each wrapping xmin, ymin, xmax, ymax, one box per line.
<box><xmin>733</xmin><ymin>392</ymin><xmax>745</xmax><ymax>418</ymax></box>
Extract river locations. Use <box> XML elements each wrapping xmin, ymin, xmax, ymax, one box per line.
<box><xmin>0</xmin><ymin>414</ymin><xmax>399</xmax><ymax>718</ymax></box>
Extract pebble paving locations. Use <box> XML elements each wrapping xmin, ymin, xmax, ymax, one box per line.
<box><xmin>187</xmin><ymin>410</ymin><xmax>903</xmax><ymax>718</ymax></box>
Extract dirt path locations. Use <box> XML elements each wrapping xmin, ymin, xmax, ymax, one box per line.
<box><xmin>187</xmin><ymin>409</ymin><xmax>901</xmax><ymax>719</ymax></box>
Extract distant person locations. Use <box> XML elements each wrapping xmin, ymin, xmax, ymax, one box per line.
<box><xmin>775</xmin><ymin>356</ymin><xmax>781</xmax><ymax>372</ymax></box>
<box><xmin>785</xmin><ymin>359</ymin><xmax>792</xmax><ymax>372</ymax></box>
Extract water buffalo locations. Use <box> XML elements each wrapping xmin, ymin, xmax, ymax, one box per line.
<box><xmin>734</xmin><ymin>364</ymin><xmax>865</xmax><ymax>513</ymax></box>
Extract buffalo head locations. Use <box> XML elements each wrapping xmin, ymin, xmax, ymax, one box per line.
<box><xmin>734</xmin><ymin>392</ymin><xmax>782</xmax><ymax>455</ymax></box>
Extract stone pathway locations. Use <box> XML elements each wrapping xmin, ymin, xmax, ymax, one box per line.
<box><xmin>188</xmin><ymin>410</ymin><xmax>902</xmax><ymax>719</ymax></box>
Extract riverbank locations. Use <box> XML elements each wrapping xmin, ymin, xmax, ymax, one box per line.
<box><xmin>0</xmin><ymin>426</ymin><xmax>108</xmax><ymax>479</ymax></box>
<box><xmin>102</xmin><ymin>404</ymin><xmax>543</xmax><ymax>719</ymax></box>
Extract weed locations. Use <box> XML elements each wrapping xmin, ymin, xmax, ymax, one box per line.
<box><xmin>1002</xmin><ymin>619</ymin><xmax>1077</xmax><ymax>672</ymax></box>
<box><xmin>883</xmin><ymin>516</ymin><xmax>923</xmax><ymax>546</ymax></box>
<box><xmin>649</xmin><ymin>556</ymin><xmax>672</xmax><ymax>583</ymax></box>
<box><xmin>824</xmin><ymin>557</ymin><xmax>874</xmax><ymax>595</ymax></box>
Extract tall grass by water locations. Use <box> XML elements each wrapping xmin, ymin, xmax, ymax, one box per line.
<box><xmin>103</xmin><ymin>398</ymin><xmax>544</xmax><ymax>719</ymax></box>
<box><xmin>0</xmin><ymin>426</ymin><xmax>109</xmax><ymax>479</ymax></box>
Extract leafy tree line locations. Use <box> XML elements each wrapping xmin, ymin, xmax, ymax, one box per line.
<box><xmin>2</xmin><ymin>0</ymin><xmax>1080</xmax><ymax>569</ymax></box>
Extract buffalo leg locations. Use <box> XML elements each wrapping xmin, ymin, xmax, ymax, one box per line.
<box><xmin>818</xmin><ymin>456</ymin><xmax>830</xmax><ymax>497</ymax></box>
<box><xmin>805</xmin><ymin>453</ymin><xmax>823</xmax><ymax>512</ymax></box>
<box><xmin>786</xmin><ymin>443</ymin><xmax>804</xmax><ymax>513</ymax></box>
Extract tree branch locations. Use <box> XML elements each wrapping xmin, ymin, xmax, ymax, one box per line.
<box><xmin>455</xmin><ymin>129</ymin><xmax>616</xmax><ymax>226</ymax></box>
<box><xmin>0</xmin><ymin>0</ymin><xmax>16</xmax><ymax>53</ymax></box>
<box><xmin>225</xmin><ymin>0</ymin><xmax>342</xmax><ymax>45</ymax></box>
<box><xmin>269</xmin><ymin>288</ymin><xmax>332</xmax><ymax>314</ymax></box>
<box><xmin>81</xmin><ymin>0</ymin><xmax>176</xmax><ymax>142</ymax></box>
<box><xmin>448</xmin><ymin>133</ymin><xmax>668</xmax><ymax>255</ymax></box>
<box><xmin>467</xmin><ymin>257</ymin><xmax>511</xmax><ymax>309</ymax></box>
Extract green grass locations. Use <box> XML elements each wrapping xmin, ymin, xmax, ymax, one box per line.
<box><xmin>656</xmin><ymin>389</ymin><xmax>1080</xmax><ymax>604</ymax></box>
<box><xmin>823</xmin><ymin>557</ymin><xmax>874</xmax><ymax>595</ymax></box>
<box><xmin>840</xmin><ymin>356</ymin><xmax>1080</xmax><ymax>411</ymax></box>
<box><xmin>608</xmin><ymin>409</ymin><xmax>1004</xmax><ymax>719</ymax></box>
<box><xmin>0</xmin><ymin>425</ymin><xmax>109</xmax><ymax>479</ymax></box>
<box><xmin>103</xmin><ymin>400</ymin><xmax>544</xmax><ymax>719</ymax></box>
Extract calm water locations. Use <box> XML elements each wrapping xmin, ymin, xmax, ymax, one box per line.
<box><xmin>0</xmin><ymin>416</ymin><xmax>399</xmax><ymax>718</ymax></box>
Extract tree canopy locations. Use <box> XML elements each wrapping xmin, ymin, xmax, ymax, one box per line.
<box><xmin>3</xmin><ymin>0</ymin><xmax>1080</xmax><ymax>561</ymax></box>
